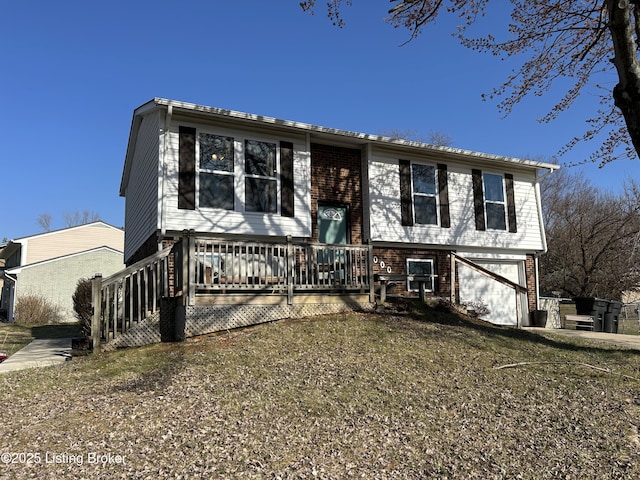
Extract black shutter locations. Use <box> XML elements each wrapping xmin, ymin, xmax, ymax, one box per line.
<box><xmin>178</xmin><ymin>126</ymin><xmax>196</xmax><ymax>210</ymax></box>
<box><xmin>399</xmin><ymin>159</ymin><xmax>414</xmax><ymax>226</ymax></box>
<box><xmin>472</xmin><ymin>169</ymin><xmax>486</xmax><ymax>231</ymax></box>
<box><xmin>437</xmin><ymin>163</ymin><xmax>450</xmax><ymax>228</ymax></box>
<box><xmin>280</xmin><ymin>141</ymin><xmax>295</xmax><ymax>217</ymax></box>
<box><xmin>505</xmin><ymin>173</ymin><xmax>517</xmax><ymax>233</ymax></box>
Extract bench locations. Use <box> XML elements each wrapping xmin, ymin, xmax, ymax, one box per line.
<box><xmin>564</xmin><ymin>314</ymin><xmax>595</xmax><ymax>331</ymax></box>
<box><xmin>374</xmin><ymin>274</ymin><xmax>436</xmax><ymax>302</ymax></box>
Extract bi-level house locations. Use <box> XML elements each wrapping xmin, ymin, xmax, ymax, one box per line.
<box><xmin>103</xmin><ymin>98</ymin><xmax>557</xmax><ymax>349</ymax></box>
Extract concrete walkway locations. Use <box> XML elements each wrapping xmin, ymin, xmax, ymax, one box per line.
<box><xmin>0</xmin><ymin>338</ymin><xmax>72</xmax><ymax>373</ymax></box>
<box><xmin>525</xmin><ymin>327</ymin><xmax>640</xmax><ymax>351</ymax></box>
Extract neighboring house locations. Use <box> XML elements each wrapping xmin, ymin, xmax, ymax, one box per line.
<box><xmin>0</xmin><ymin>222</ymin><xmax>125</xmax><ymax>323</ymax></box>
<box><xmin>117</xmin><ymin>98</ymin><xmax>557</xmax><ymax>334</ymax></box>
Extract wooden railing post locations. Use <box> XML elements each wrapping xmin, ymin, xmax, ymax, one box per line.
<box><xmin>450</xmin><ymin>253</ymin><xmax>456</xmax><ymax>304</ymax></box>
<box><xmin>367</xmin><ymin>240</ymin><xmax>375</xmax><ymax>303</ymax></box>
<box><xmin>181</xmin><ymin>230</ymin><xmax>196</xmax><ymax>306</ymax></box>
<box><xmin>286</xmin><ymin>236</ymin><xmax>294</xmax><ymax>305</ymax></box>
<box><xmin>91</xmin><ymin>274</ymin><xmax>103</xmax><ymax>350</ymax></box>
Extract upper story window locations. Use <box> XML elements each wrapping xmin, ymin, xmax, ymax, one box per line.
<box><xmin>412</xmin><ymin>164</ymin><xmax>438</xmax><ymax>225</ymax></box>
<box><xmin>245</xmin><ymin>139</ymin><xmax>277</xmax><ymax>213</ymax></box>
<box><xmin>472</xmin><ymin>169</ymin><xmax>517</xmax><ymax>233</ymax></box>
<box><xmin>399</xmin><ymin>160</ymin><xmax>450</xmax><ymax>228</ymax></box>
<box><xmin>198</xmin><ymin>133</ymin><xmax>235</xmax><ymax>210</ymax></box>
<box><xmin>483</xmin><ymin>173</ymin><xmax>507</xmax><ymax>230</ymax></box>
<box><xmin>179</xmin><ymin>125</ymin><xmax>296</xmax><ymax>217</ymax></box>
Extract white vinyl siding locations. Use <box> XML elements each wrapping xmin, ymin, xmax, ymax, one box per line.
<box><xmin>123</xmin><ymin>110</ymin><xmax>161</xmax><ymax>262</ymax></box>
<box><xmin>368</xmin><ymin>152</ymin><xmax>544</xmax><ymax>251</ymax></box>
<box><xmin>161</xmin><ymin>121</ymin><xmax>312</xmax><ymax>237</ymax></box>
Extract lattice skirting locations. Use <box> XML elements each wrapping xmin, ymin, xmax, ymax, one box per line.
<box><xmin>100</xmin><ymin>311</ymin><xmax>162</xmax><ymax>352</ymax></box>
<box><xmin>100</xmin><ymin>300</ymin><xmax>374</xmax><ymax>350</ymax></box>
<box><xmin>183</xmin><ymin>301</ymin><xmax>373</xmax><ymax>338</ymax></box>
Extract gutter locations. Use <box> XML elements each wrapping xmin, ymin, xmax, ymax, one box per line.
<box><xmin>534</xmin><ymin>165</ymin><xmax>559</xmax><ymax>255</ymax></box>
<box><xmin>533</xmin><ymin>165</ymin><xmax>559</xmax><ymax>308</ymax></box>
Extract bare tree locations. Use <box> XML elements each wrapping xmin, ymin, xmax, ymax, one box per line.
<box><xmin>300</xmin><ymin>1</ymin><xmax>640</xmax><ymax>165</ymax></box>
<box><xmin>64</xmin><ymin>210</ymin><xmax>100</xmax><ymax>227</ymax></box>
<box><xmin>37</xmin><ymin>213</ymin><xmax>52</xmax><ymax>232</ymax></box>
<box><xmin>539</xmin><ymin>170</ymin><xmax>640</xmax><ymax>299</ymax></box>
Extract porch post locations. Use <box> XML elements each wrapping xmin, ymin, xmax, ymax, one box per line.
<box><xmin>450</xmin><ymin>253</ymin><xmax>456</xmax><ymax>304</ymax></box>
<box><xmin>181</xmin><ymin>230</ymin><xmax>196</xmax><ymax>307</ymax></box>
<box><xmin>368</xmin><ymin>240</ymin><xmax>375</xmax><ymax>303</ymax></box>
<box><xmin>515</xmin><ymin>289</ymin><xmax>522</xmax><ymax>328</ymax></box>
<box><xmin>91</xmin><ymin>274</ymin><xmax>103</xmax><ymax>350</ymax></box>
<box><xmin>286</xmin><ymin>236</ymin><xmax>294</xmax><ymax>305</ymax></box>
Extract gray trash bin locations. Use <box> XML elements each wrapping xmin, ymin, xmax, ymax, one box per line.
<box><xmin>529</xmin><ymin>310</ymin><xmax>548</xmax><ymax>327</ymax></box>
<box><xmin>574</xmin><ymin>297</ymin><xmax>608</xmax><ymax>332</ymax></box>
<box><xmin>604</xmin><ymin>301</ymin><xmax>623</xmax><ymax>334</ymax></box>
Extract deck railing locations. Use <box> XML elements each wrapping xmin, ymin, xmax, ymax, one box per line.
<box><xmin>184</xmin><ymin>236</ymin><xmax>373</xmax><ymax>305</ymax></box>
<box><xmin>91</xmin><ymin>246</ymin><xmax>175</xmax><ymax>347</ymax></box>
<box><xmin>92</xmin><ymin>235</ymin><xmax>373</xmax><ymax>347</ymax></box>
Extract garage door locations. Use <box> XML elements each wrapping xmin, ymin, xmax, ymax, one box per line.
<box><xmin>458</xmin><ymin>260</ymin><xmax>524</xmax><ymax>326</ymax></box>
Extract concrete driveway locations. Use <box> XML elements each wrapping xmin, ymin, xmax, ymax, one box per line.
<box><xmin>0</xmin><ymin>338</ymin><xmax>72</xmax><ymax>373</ymax></box>
<box><xmin>525</xmin><ymin>327</ymin><xmax>640</xmax><ymax>351</ymax></box>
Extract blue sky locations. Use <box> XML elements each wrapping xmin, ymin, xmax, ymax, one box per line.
<box><xmin>1</xmin><ymin>0</ymin><xmax>637</xmax><ymax>241</ymax></box>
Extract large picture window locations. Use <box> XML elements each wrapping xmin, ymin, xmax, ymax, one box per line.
<box><xmin>483</xmin><ymin>173</ymin><xmax>506</xmax><ymax>230</ymax></box>
<box><xmin>198</xmin><ymin>133</ymin><xmax>235</xmax><ymax>210</ymax></box>
<box><xmin>406</xmin><ymin>258</ymin><xmax>435</xmax><ymax>292</ymax></box>
<box><xmin>244</xmin><ymin>140</ymin><xmax>278</xmax><ymax>213</ymax></box>
<box><xmin>412</xmin><ymin>164</ymin><xmax>438</xmax><ymax>225</ymax></box>
<box><xmin>188</xmin><ymin>130</ymin><xmax>293</xmax><ymax>215</ymax></box>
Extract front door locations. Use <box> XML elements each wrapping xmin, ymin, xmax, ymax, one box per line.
<box><xmin>318</xmin><ymin>205</ymin><xmax>348</xmax><ymax>244</ymax></box>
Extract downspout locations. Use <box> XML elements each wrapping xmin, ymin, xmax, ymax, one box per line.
<box><xmin>159</xmin><ymin>105</ymin><xmax>173</xmax><ymax>244</ymax></box>
<box><xmin>3</xmin><ymin>273</ymin><xmax>16</xmax><ymax>323</ymax></box>
<box><xmin>533</xmin><ymin>166</ymin><xmax>557</xmax><ymax>309</ymax></box>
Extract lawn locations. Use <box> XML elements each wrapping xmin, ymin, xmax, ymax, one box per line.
<box><xmin>0</xmin><ymin>305</ymin><xmax>639</xmax><ymax>479</ymax></box>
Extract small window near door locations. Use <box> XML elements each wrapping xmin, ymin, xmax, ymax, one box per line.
<box><xmin>406</xmin><ymin>258</ymin><xmax>434</xmax><ymax>292</ymax></box>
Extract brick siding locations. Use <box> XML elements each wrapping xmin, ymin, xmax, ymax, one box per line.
<box><xmin>310</xmin><ymin>143</ymin><xmax>364</xmax><ymax>244</ymax></box>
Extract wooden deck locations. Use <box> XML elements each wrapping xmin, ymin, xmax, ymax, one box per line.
<box><xmin>91</xmin><ymin>236</ymin><xmax>374</xmax><ymax>348</ymax></box>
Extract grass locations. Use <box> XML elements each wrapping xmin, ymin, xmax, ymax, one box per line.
<box><xmin>0</xmin><ymin>322</ymin><xmax>82</xmax><ymax>356</ymax></box>
<box><xmin>1</xmin><ymin>305</ymin><xmax>640</xmax><ymax>478</ymax></box>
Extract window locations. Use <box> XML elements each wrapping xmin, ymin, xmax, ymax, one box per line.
<box><xmin>483</xmin><ymin>173</ymin><xmax>506</xmax><ymax>230</ymax></box>
<box><xmin>198</xmin><ymin>133</ymin><xmax>235</xmax><ymax>210</ymax></box>
<box><xmin>406</xmin><ymin>258</ymin><xmax>434</xmax><ymax>292</ymax></box>
<box><xmin>412</xmin><ymin>164</ymin><xmax>438</xmax><ymax>225</ymax></box>
<box><xmin>400</xmin><ymin>160</ymin><xmax>449</xmax><ymax>227</ymax></box>
<box><xmin>182</xmin><ymin>129</ymin><xmax>294</xmax><ymax>215</ymax></box>
<box><xmin>244</xmin><ymin>139</ymin><xmax>277</xmax><ymax>213</ymax></box>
